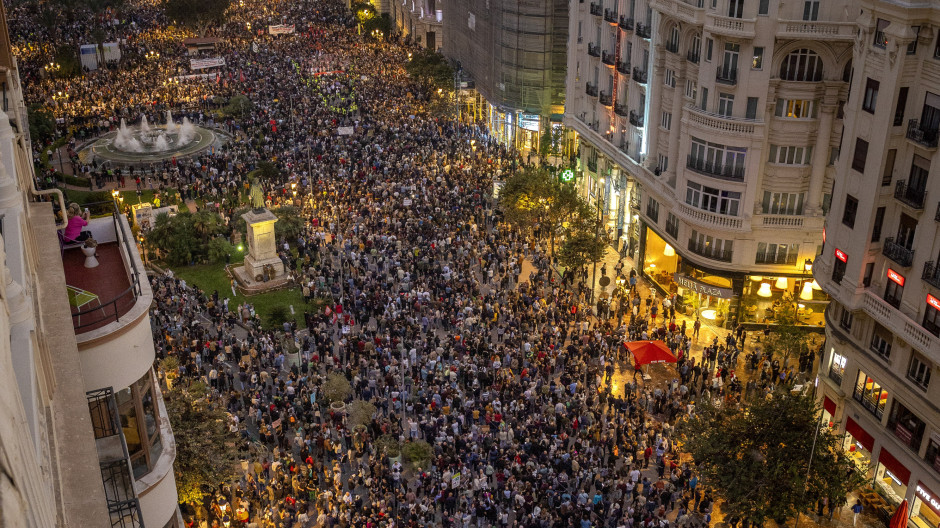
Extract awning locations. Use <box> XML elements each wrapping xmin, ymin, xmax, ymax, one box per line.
<box><xmin>624</xmin><ymin>340</ymin><xmax>678</xmax><ymax>367</ymax></box>
<box><xmin>879</xmin><ymin>447</ymin><xmax>911</xmax><ymax>485</ymax></box>
<box><xmin>845</xmin><ymin>417</ymin><xmax>874</xmax><ymax>451</ymax></box>
<box><xmin>824</xmin><ymin>396</ymin><xmax>837</xmax><ymax>416</ymax></box>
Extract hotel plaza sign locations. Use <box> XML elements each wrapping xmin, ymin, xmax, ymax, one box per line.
<box><xmin>673</xmin><ymin>274</ymin><xmax>735</xmax><ymax>299</ymax></box>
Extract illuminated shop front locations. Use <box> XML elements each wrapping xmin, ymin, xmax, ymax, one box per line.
<box><xmin>873</xmin><ymin>447</ymin><xmax>910</xmax><ymax>505</ymax></box>
<box><xmin>843</xmin><ymin>416</ymin><xmax>874</xmax><ymax>477</ymax></box>
<box><xmin>914</xmin><ymin>481</ymin><xmax>940</xmax><ymax>528</ymax></box>
<box><xmin>739</xmin><ymin>272</ymin><xmax>829</xmax><ymax>328</ymax></box>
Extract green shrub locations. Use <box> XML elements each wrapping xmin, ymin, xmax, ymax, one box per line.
<box><xmin>322</xmin><ymin>372</ymin><xmax>353</xmax><ymax>404</ymax></box>
<box><xmin>376</xmin><ymin>434</ymin><xmax>401</xmax><ymax>457</ymax></box>
<box><xmin>267</xmin><ymin>306</ymin><xmax>289</xmax><ymax>327</ymax></box>
<box><xmin>207</xmin><ymin>237</ymin><xmax>235</xmax><ymax>264</ymax></box>
<box><xmin>401</xmin><ymin>440</ymin><xmax>432</xmax><ymax>468</ymax></box>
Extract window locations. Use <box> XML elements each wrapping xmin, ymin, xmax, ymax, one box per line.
<box><xmin>882</xmin><ymin>149</ymin><xmax>896</xmax><ymax>186</ymax></box>
<box><xmin>728</xmin><ymin>0</ymin><xmax>743</xmax><ymax>18</ymax></box>
<box><xmin>646</xmin><ymin>197</ymin><xmax>660</xmax><ymax>223</ymax></box>
<box><xmin>762</xmin><ymin>191</ymin><xmax>804</xmax><ymax>215</ymax></box>
<box><xmin>842</xmin><ymin>195</ymin><xmax>858</xmax><ymax>228</ymax></box>
<box><xmin>746</xmin><ymin>97</ymin><xmax>759</xmax><ymax>119</ymax></box>
<box><xmin>758</xmin><ymin>0</ymin><xmax>769</xmax><ymax>15</ymax></box>
<box><xmin>862</xmin><ymin>78</ymin><xmax>879</xmax><ymax>113</ymax></box>
<box><xmin>775</xmin><ymin>98</ymin><xmax>817</xmax><ymax>119</ymax></box>
<box><xmin>780</xmin><ymin>49</ymin><xmax>823</xmax><ymax>82</ymax></box>
<box><xmin>853</xmin><ymin>370</ymin><xmax>888</xmax><ymax>419</ymax></box>
<box><xmin>908</xmin><ymin>26</ymin><xmax>920</xmax><ymax>54</ymax></box>
<box><xmin>768</xmin><ymin>145</ymin><xmax>814</xmax><ymax>165</ymax></box>
<box><xmin>685</xmin><ymin>181</ymin><xmax>741</xmax><ymax>216</ymax></box>
<box><xmin>705</xmin><ymin>38</ymin><xmax>713</xmax><ymax>61</ymax></box>
<box><xmin>664</xmin><ymin>69</ymin><xmax>676</xmax><ymax>87</ymax></box>
<box><xmin>888</xmin><ymin>400</ymin><xmax>926</xmax><ymax>452</ymax></box>
<box><xmin>925</xmin><ymin>303</ymin><xmax>940</xmax><ymax>337</ymax></box>
<box><xmin>838</xmin><ymin>306</ymin><xmax>853</xmax><ymax>330</ymax></box>
<box><xmin>755</xmin><ymin>242</ymin><xmax>799</xmax><ymax>264</ymax></box>
<box><xmin>666</xmin><ymin>25</ymin><xmax>679</xmax><ymax>52</ymax></box>
<box><xmin>666</xmin><ymin>213</ymin><xmax>679</xmax><ymax>239</ymax></box>
<box><xmin>832</xmin><ymin>255</ymin><xmax>847</xmax><ymax>284</ymax></box>
<box><xmin>661</xmin><ymin>111</ymin><xmax>672</xmax><ymax>130</ymax></box>
<box><xmin>852</xmin><ymin>138</ymin><xmax>868</xmax><ymax>173</ymax></box>
<box><xmin>871</xmin><ymin>207</ymin><xmax>886</xmax><ymax>242</ymax></box>
<box><xmin>700</xmin><ymin>87</ymin><xmax>709</xmax><ymax>111</ymax></box>
<box><xmin>908</xmin><ymin>355</ymin><xmax>932</xmax><ymax>389</ymax></box>
<box><xmin>657</xmin><ymin>154</ymin><xmax>669</xmax><ymax>172</ymax></box>
<box><xmin>752</xmin><ymin>47</ymin><xmax>764</xmax><ymax>69</ymax></box>
<box><xmin>863</xmin><ymin>261</ymin><xmax>874</xmax><ymax>287</ymax></box>
<box><xmin>874</xmin><ymin>18</ymin><xmax>889</xmax><ymax>49</ymax></box>
<box><xmin>885</xmin><ymin>278</ymin><xmax>903</xmax><ymax>308</ymax></box>
<box><xmin>688</xmin><ymin>136</ymin><xmax>747</xmax><ymax>180</ymax></box>
<box><xmin>935</xmin><ymin>35</ymin><xmax>940</xmax><ymax>59</ymax></box>
<box><xmin>718</xmin><ymin>93</ymin><xmax>734</xmax><ymax>117</ymax></box>
<box><xmin>894</xmin><ymin>87</ymin><xmax>908</xmax><ymax>126</ymax></box>
<box><xmin>689</xmin><ymin>230</ymin><xmax>733</xmax><ymax>261</ymax></box>
<box><xmin>909</xmin><ymin>155</ymin><xmax>930</xmax><ymax>193</ymax></box>
<box><xmin>828</xmin><ymin>349</ymin><xmax>846</xmax><ymax>385</ymax></box>
<box><xmin>116</xmin><ymin>371</ymin><xmax>164</xmax><ymax>478</ymax></box>
<box><xmin>802</xmin><ymin>0</ymin><xmax>819</xmax><ymax>21</ymax></box>
<box><xmin>686</xmin><ymin>80</ymin><xmax>697</xmax><ymax>100</ymax></box>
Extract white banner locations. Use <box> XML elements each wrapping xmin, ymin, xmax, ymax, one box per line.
<box><xmin>190</xmin><ymin>57</ymin><xmax>225</xmax><ymax>70</ymax></box>
<box><xmin>337</xmin><ymin>126</ymin><xmax>354</xmax><ymax>136</ymax></box>
<box><xmin>268</xmin><ymin>24</ymin><xmax>295</xmax><ymax>35</ymax></box>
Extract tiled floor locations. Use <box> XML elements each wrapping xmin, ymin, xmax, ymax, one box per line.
<box><xmin>63</xmin><ymin>242</ymin><xmax>135</xmax><ymax>333</ymax></box>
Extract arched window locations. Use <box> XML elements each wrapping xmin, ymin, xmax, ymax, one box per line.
<box><xmin>779</xmin><ymin>49</ymin><xmax>823</xmax><ymax>81</ymax></box>
<box><xmin>666</xmin><ymin>25</ymin><xmax>680</xmax><ymax>52</ymax></box>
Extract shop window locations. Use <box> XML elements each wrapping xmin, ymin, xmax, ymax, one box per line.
<box><xmin>888</xmin><ymin>400</ymin><xmax>926</xmax><ymax>451</ymax></box>
<box><xmin>828</xmin><ymin>349</ymin><xmax>846</xmax><ymax>385</ymax></box>
<box><xmin>908</xmin><ymin>354</ymin><xmax>932</xmax><ymax>390</ymax></box>
<box><xmin>870</xmin><ymin>324</ymin><xmax>892</xmax><ymax>359</ymax></box>
<box><xmin>116</xmin><ymin>370</ymin><xmax>163</xmax><ymax>479</ymax></box>
<box><xmin>853</xmin><ymin>370</ymin><xmax>888</xmax><ymax>419</ymax></box>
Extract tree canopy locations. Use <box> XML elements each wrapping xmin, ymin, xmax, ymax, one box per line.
<box><xmin>677</xmin><ymin>391</ymin><xmax>865</xmax><ymax>526</ymax></box>
<box><xmin>163</xmin><ymin>0</ymin><xmax>231</xmax><ymax>37</ymax></box>
<box><xmin>404</xmin><ymin>49</ymin><xmax>454</xmax><ymax>91</ymax></box>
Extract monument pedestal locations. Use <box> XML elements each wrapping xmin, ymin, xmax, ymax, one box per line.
<box><xmin>231</xmin><ymin>208</ymin><xmax>289</xmax><ymax>294</ymax></box>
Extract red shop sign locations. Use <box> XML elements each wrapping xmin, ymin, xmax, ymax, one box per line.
<box><xmin>835</xmin><ymin>248</ymin><xmax>848</xmax><ymax>262</ymax></box>
<box><xmin>887</xmin><ymin>269</ymin><xmax>905</xmax><ymax>287</ymax></box>
<box><xmin>928</xmin><ymin>294</ymin><xmax>940</xmax><ymax>311</ymax></box>
<box><xmin>916</xmin><ymin>482</ymin><xmax>940</xmax><ymax>516</ymax></box>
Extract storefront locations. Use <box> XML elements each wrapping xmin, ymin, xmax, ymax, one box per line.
<box><xmin>874</xmin><ymin>447</ymin><xmax>910</xmax><ymax>506</ymax></box>
<box><xmin>822</xmin><ymin>396</ymin><xmax>837</xmax><ymax>428</ymax></box>
<box><xmin>844</xmin><ymin>416</ymin><xmax>874</xmax><ymax>477</ymax></box>
<box><xmin>914</xmin><ymin>481</ymin><xmax>940</xmax><ymax>528</ymax></box>
<box><xmin>739</xmin><ymin>270</ymin><xmax>829</xmax><ymax>328</ymax></box>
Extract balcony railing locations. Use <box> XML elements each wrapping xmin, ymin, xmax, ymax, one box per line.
<box><xmin>599</xmin><ymin>92</ymin><xmax>613</xmax><ymax>107</ymax></box>
<box><xmin>590</xmin><ymin>2</ymin><xmax>603</xmax><ymax>16</ymax></box>
<box><xmin>687</xmin><ymin>50</ymin><xmax>700</xmax><ymax>63</ymax></box>
<box><xmin>828</xmin><ymin>365</ymin><xmax>843</xmax><ymax>387</ymax></box>
<box><xmin>629</xmin><ymin>110</ymin><xmax>644</xmax><ymax>127</ymax></box>
<box><xmin>614</xmin><ymin>102</ymin><xmax>629</xmax><ymax>117</ymax></box>
<box><xmin>883</xmin><ymin>237</ymin><xmax>914</xmax><ymax>268</ymax></box>
<box><xmin>619</xmin><ymin>16</ymin><xmax>635</xmax><ymax>30</ymax></box>
<box><xmin>895</xmin><ymin>180</ymin><xmax>926</xmax><ymax>209</ymax></box>
<box><xmin>665</xmin><ymin>41</ymin><xmax>679</xmax><ymax>53</ymax></box>
<box><xmin>755</xmin><ymin>252</ymin><xmax>798</xmax><ymax>265</ymax></box>
<box><xmin>687</xmin><ymin>239</ymin><xmax>733</xmax><ymax>262</ymax></box>
<box><xmin>602</xmin><ymin>51</ymin><xmax>616</xmax><ymax>65</ymax></box>
<box><xmin>604</xmin><ymin>8</ymin><xmax>618</xmax><ymax>22</ymax></box>
<box><xmin>923</xmin><ymin>261</ymin><xmax>940</xmax><ymax>289</ymax></box>
<box><xmin>907</xmin><ymin>119</ymin><xmax>939</xmax><ymax>148</ymax></box>
<box><xmin>587</xmin><ymin>43</ymin><xmax>601</xmax><ymax>57</ymax></box>
<box><xmin>633</xmin><ymin>67</ymin><xmax>648</xmax><ymax>84</ymax></box>
<box><xmin>585</xmin><ymin>82</ymin><xmax>598</xmax><ymax>97</ymax></box>
<box><xmin>686</xmin><ymin>155</ymin><xmax>745</xmax><ymax>181</ymax></box>
<box><xmin>716</xmin><ymin>66</ymin><xmax>738</xmax><ymax>85</ymax></box>
<box><xmin>616</xmin><ymin>60</ymin><xmax>631</xmax><ymax>74</ymax></box>
<box><xmin>629</xmin><ymin>193</ymin><xmax>641</xmax><ymax>210</ymax></box>
<box><xmin>636</xmin><ymin>22</ymin><xmax>651</xmax><ymax>38</ymax></box>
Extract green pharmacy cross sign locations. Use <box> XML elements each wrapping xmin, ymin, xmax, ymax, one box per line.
<box><xmin>560</xmin><ymin>169</ymin><xmax>574</xmax><ymax>182</ymax></box>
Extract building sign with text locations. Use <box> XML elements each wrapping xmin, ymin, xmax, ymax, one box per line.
<box><xmin>917</xmin><ymin>482</ymin><xmax>940</xmax><ymax>516</ymax></box>
<box><xmin>673</xmin><ymin>274</ymin><xmax>735</xmax><ymax>299</ymax></box>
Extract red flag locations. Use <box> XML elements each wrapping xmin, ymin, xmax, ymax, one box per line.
<box><xmin>239</xmin><ymin>70</ymin><xmax>245</xmax><ymax>83</ymax></box>
<box><xmin>216</xmin><ymin>72</ymin><xmax>221</xmax><ymax>84</ymax></box>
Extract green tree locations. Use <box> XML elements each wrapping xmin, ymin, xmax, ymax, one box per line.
<box><xmin>763</xmin><ymin>294</ymin><xmax>807</xmax><ymax>369</ymax></box>
<box><xmin>223</xmin><ymin>95</ymin><xmax>254</xmax><ymax>117</ymax></box>
<box><xmin>273</xmin><ymin>206</ymin><xmax>304</xmax><ymax>241</ymax></box>
<box><xmin>164</xmin><ymin>383</ymin><xmax>241</xmax><ymax>506</ymax></box>
<box><xmin>28</xmin><ymin>105</ymin><xmax>56</xmax><ymax>145</ymax></box>
<box><xmin>404</xmin><ymin>49</ymin><xmax>454</xmax><ymax>91</ymax></box>
<box><xmin>163</xmin><ymin>0</ymin><xmax>231</xmax><ymax>37</ymax></box>
<box><xmin>677</xmin><ymin>391</ymin><xmax>865</xmax><ymax>527</ymax></box>
<box><xmin>206</xmin><ymin>236</ymin><xmax>234</xmax><ymax>264</ymax></box>
<box><xmin>557</xmin><ymin>228</ymin><xmax>607</xmax><ymax>274</ymax></box>
<box><xmin>499</xmin><ymin>167</ymin><xmax>584</xmax><ymax>258</ymax></box>
<box><xmin>253</xmin><ymin>160</ymin><xmax>280</xmax><ymax>180</ymax></box>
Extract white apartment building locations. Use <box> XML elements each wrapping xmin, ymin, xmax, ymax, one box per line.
<box><xmin>815</xmin><ymin>2</ymin><xmax>940</xmax><ymax>525</ymax></box>
<box><xmin>0</xmin><ymin>4</ymin><xmax>179</xmax><ymax>527</ymax></box>
<box><xmin>564</xmin><ymin>0</ymin><xmax>855</xmax><ymax>330</ymax></box>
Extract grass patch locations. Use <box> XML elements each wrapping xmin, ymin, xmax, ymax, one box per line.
<box><xmin>63</xmin><ymin>188</ymin><xmax>181</xmax><ymax>207</ymax></box>
<box><xmin>169</xmin><ymin>260</ymin><xmax>318</xmax><ymax>329</ymax></box>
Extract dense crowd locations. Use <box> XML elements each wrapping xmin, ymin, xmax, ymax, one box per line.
<box><xmin>9</xmin><ymin>0</ymin><xmax>820</xmax><ymax>525</ymax></box>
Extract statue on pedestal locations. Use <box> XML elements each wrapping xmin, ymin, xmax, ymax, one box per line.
<box><xmin>249</xmin><ymin>178</ymin><xmax>265</xmax><ymax>213</ymax></box>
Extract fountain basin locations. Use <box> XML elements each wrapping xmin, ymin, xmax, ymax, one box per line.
<box><xmin>80</xmin><ymin>123</ymin><xmax>229</xmax><ymax>166</ymax></box>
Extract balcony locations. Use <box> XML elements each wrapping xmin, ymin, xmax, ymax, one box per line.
<box><xmin>706</xmin><ymin>14</ymin><xmax>756</xmax><ymax>39</ymax></box>
<box><xmin>636</xmin><ymin>22</ymin><xmax>651</xmax><ymax>39</ymax></box>
<box><xmin>686</xmin><ymin>155</ymin><xmax>746</xmax><ymax>181</ymax></box>
<box><xmin>65</xmin><ymin>205</ymin><xmax>143</xmax><ymax>334</ymax></box>
<box><xmin>687</xmin><ymin>50</ymin><xmax>700</xmax><ymax>63</ymax></box>
<box><xmin>633</xmin><ymin>67</ymin><xmax>648</xmax><ymax>84</ymax></box>
<box><xmin>616</xmin><ymin>60</ymin><xmax>631</xmax><ymax>75</ymax></box>
<box><xmin>828</xmin><ymin>364</ymin><xmax>843</xmax><ymax>387</ymax></box>
<box><xmin>687</xmin><ymin>239</ymin><xmax>733</xmax><ymax>262</ymax></box>
<box><xmin>686</xmin><ymin>104</ymin><xmax>761</xmax><ymax>134</ymax></box>
<box><xmin>923</xmin><ymin>261</ymin><xmax>940</xmax><ymax>289</ymax></box>
<box><xmin>716</xmin><ymin>66</ymin><xmax>738</xmax><ymax>85</ymax></box>
<box><xmin>629</xmin><ymin>110</ymin><xmax>645</xmax><ymax>127</ymax></box>
<box><xmin>760</xmin><ymin>215</ymin><xmax>804</xmax><ymax>229</ymax></box>
<box><xmin>599</xmin><ymin>92</ymin><xmax>613</xmax><ymax>107</ymax></box>
<box><xmin>590</xmin><ymin>2</ymin><xmax>603</xmax><ymax>16</ymax></box>
<box><xmin>629</xmin><ymin>193</ymin><xmax>641</xmax><ymax>210</ymax></box>
<box><xmin>894</xmin><ymin>180</ymin><xmax>926</xmax><ymax>209</ymax></box>
<box><xmin>755</xmin><ymin>251</ymin><xmax>798</xmax><ymax>265</ymax></box>
<box><xmin>907</xmin><ymin>119</ymin><xmax>939</xmax><ymax>149</ymax></box>
<box><xmin>853</xmin><ymin>382</ymin><xmax>885</xmax><ymax>420</ymax></box>
<box><xmin>882</xmin><ymin>237</ymin><xmax>914</xmax><ymax>268</ymax></box>
<box><xmin>619</xmin><ymin>16</ymin><xmax>634</xmax><ymax>31</ymax></box>
<box><xmin>776</xmin><ymin>20</ymin><xmax>856</xmax><ymax>41</ymax></box>
<box><xmin>587</xmin><ymin>43</ymin><xmax>600</xmax><ymax>57</ymax></box>
<box><xmin>585</xmin><ymin>82</ymin><xmax>598</xmax><ymax>97</ymax></box>
<box><xmin>650</xmin><ymin>0</ymin><xmax>705</xmax><ymax>25</ymax></box>
<box><xmin>614</xmin><ymin>102</ymin><xmax>629</xmax><ymax>117</ymax></box>
<box><xmin>604</xmin><ymin>8</ymin><xmax>618</xmax><ymax>23</ymax></box>
<box><xmin>665</xmin><ymin>41</ymin><xmax>679</xmax><ymax>54</ymax></box>
<box><xmin>678</xmin><ymin>203</ymin><xmax>744</xmax><ymax>230</ymax></box>
<box><xmin>602</xmin><ymin>51</ymin><xmax>616</xmax><ymax>66</ymax></box>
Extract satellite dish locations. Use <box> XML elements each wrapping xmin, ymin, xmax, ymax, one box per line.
<box><xmin>599</xmin><ymin>276</ymin><xmax>611</xmax><ymax>287</ymax></box>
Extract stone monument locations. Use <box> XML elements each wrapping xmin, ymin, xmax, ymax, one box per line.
<box><xmin>241</xmin><ymin>208</ymin><xmax>284</xmax><ymax>282</ymax></box>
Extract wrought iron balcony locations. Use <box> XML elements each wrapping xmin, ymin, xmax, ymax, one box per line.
<box><xmin>923</xmin><ymin>261</ymin><xmax>940</xmax><ymax>289</ymax></box>
<box><xmin>604</xmin><ymin>8</ymin><xmax>618</xmax><ymax>23</ymax></box>
<box><xmin>636</xmin><ymin>22</ymin><xmax>651</xmax><ymax>38</ymax></box>
<box><xmin>587</xmin><ymin>43</ymin><xmax>600</xmax><ymax>57</ymax></box>
<box><xmin>687</xmin><ymin>50</ymin><xmax>700</xmax><ymax>63</ymax></box>
<box><xmin>894</xmin><ymin>180</ymin><xmax>926</xmax><ymax>209</ymax></box>
<box><xmin>907</xmin><ymin>119</ymin><xmax>939</xmax><ymax>149</ymax></box>
<box><xmin>599</xmin><ymin>92</ymin><xmax>613</xmax><ymax>107</ymax></box>
<box><xmin>619</xmin><ymin>16</ymin><xmax>634</xmax><ymax>30</ymax></box>
<box><xmin>686</xmin><ymin>155</ymin><xmax>745</xmax><ymax>181</ymax></box>
<box><xmin>602</xmin><ymin>51</ymin><xmax>616</xmax><ymax>65</ymax></box>
<box><xmin>632</xmin><ymin>67</ymin><xmax>648</xmax><ymax>84</ymax></box>
<box><xmin>755</xmin><ymin>252</ymin><xmax>798</xmax><ymax>265</ymax></box>
<box><xmin>587</xmin><ymin>159</ymin><xmax>598</xmax><ymax>172</ymax></box>
<box><xmin>716</xmin><ymin>66</ymin><xmax>738</xmax><ymax>85</ymax></box>
<box><xmin>590</xmin><ymin>2</ymin><xmax>603</xmax><ymax>16</ymax></box>
<box><xmin>883</xmin><ymin>237</ymin><xmax>914</xmax><ymax>268</ymax></box>
<box><xmin>616</xmin><ymin>60</ymin><xmax>631</xmax><ymax>74</ymax></box>
<box><xmin>629</xmin><ymin>193</ymin><xmax>640</xmax><ymax>210</ymax></box>
<box><xmin>629</xmin><ymin>110</ymin><xmax>644</xmax><ymax>127</ymax></box>
<box><xmin>665</xmin><ymin>40</ymin><xmax>679</xmax><ymax>53</ymax></box>
<box><xmin>687</xmin><ymin>239</ymin><xmax>733</xmax><ymax>262</ymax></box>
<box><xmin>614</xmin><ymin>102</ymin><xmax>629</xmax><ymax>117</ymax></box>
<box><xmin>585</xmin><ymin>82</ymin><xmax>598</xmax><ymax>97</ymax></box>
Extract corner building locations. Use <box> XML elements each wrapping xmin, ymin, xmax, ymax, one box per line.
<box><xmin>815</xmin><ymin>1</ymin><xmax>940</xmax><ymax>525</ymax></box>
<box><xmin>565</xmin><ymin>0</ymin><xmax>856</xmax><ymax>329</ymax></box>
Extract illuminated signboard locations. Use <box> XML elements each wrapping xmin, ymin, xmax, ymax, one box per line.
<box><xmin>887</xmin><ymin>269</ymin><xmax>905</xmax><ymax>286</ymax></box>
<box><xmin>560</xmin><ymin>169</ymin><xmax>574</xmax><ymax>182</ymax></box>
<box><xmin>835</xmin><ymin>248</ymin><xmax>848</xmax><ymax>262</ymax></box>
<box><xmin>928</xmin><ymin>294</ymin><xmax>940</xmax><ymax>311</ymax></box>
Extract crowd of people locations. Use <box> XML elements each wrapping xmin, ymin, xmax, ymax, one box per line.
<box><xmin>9</xmin><ymin>0</ymin><xmax>824</xmax><ymax>525</ymax></box>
